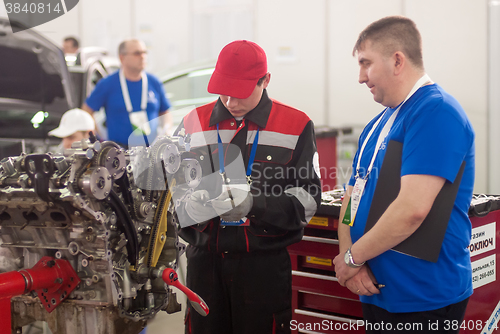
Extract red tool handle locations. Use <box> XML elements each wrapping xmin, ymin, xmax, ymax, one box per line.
<box><xmin>162</xmin><ymin>268</ymin><xmax>209</xmax><ymax>316</ymax></box>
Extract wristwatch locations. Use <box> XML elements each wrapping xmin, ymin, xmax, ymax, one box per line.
<box><xmin>344</xmin><ymin>246</ymin><xmax>365</xmax><ymax>268</ymax></box>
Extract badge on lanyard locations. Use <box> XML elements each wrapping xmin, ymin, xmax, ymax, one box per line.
<box><xmin>129</xmin><ymin>111</ymin><xmax>151</xmax><ymax>135</ymax></box>
<box><xmin>119</xmin><ymin>69</ymin><xmax>150</xmax><ymax>135</ymax></box>
<box><xmin>220</xmin><ymin>217</ymin><xmax>250</xmax><ymax>226</ymax></box>
<box><xmin>342</xmin><ymin>177</ymin><xmax>366</xmax><ymax>226</ymax></box>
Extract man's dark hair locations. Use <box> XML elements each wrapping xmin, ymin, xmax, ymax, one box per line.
<box><xmin>64</xmin><ymin>36</ymin><xmax>79</xmax><ymax>49</ymax></box>
<box><xmin>257</xmin><ymin>74</ymin><xmax>267</xmax><ymax>86</ymax></box>
<box><xmin>353</xmin><ymin>16</ymin><xmax>424</xmax><ymax>69</ymax></box>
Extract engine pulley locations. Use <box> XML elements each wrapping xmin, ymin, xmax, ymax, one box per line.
<box><xmin>78</xmin><ymin>167</ymin><xmax>112</xmax><ymax>200</ymax></box>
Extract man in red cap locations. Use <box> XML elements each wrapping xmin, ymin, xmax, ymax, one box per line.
<box><xmin>175</xmin><ymin>40</ymin><xmax>321</xmax><ymax>334</ymax></box>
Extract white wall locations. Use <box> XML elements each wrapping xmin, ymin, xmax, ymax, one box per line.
<box><xmin>2</xmin><ymin>0</ymin><xmax>491</xmax><ymax>192</ymax></box>
<box><xmin>255</xmin><ymin>0</ymin><xmax>326</xmax><ymax>127</ymax></box>
<box><xmin>191</xmin><ymin>0</ymin><xmax>254</xmax><ymax>63</ymax></box>
<box><xmin>325</xmin><ymin>0</ymin><xmax>488</xmax><ymax>192</ymax></box>
<box><xmin>489</xmin><ymin>1</ymin><xmax>500</xmax><ymax>194</ymax></box>
<box><xmin>408</xmin><ymin>0</ymin><xmax>488</xmax><ymax>193</ymax></box>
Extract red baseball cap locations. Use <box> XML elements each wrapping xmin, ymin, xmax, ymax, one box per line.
<box><xmin>208</xmin><ymin>40</ymin><xmax>267</xmax><ymax>99</ymax></box>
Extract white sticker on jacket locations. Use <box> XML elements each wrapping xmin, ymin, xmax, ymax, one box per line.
<box><xmin>313</xmin><ymin>152</ymin><xmax>321</xmax><ymax>179</ymax></box>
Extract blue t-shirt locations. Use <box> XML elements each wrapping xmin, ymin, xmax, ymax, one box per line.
<box><xmin>348</xmin><ymin>84</ymin><xmax>475</xmax><ymax>313</ymax></box>
<box><xmin>86</xmin><ymin>71</ymin><xmax>171</xmax><ymax>146</ymax></box>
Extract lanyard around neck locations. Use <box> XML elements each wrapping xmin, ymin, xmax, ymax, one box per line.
<box><xmin>119</xmin><ymin>69</ymin><xmax>148</xmax><ymax>113</ymax></box>
<box><xmin>356</xmin><ymin>74</ymin><xmax>432</xmax><ymax>179</ymax></box>
<box><xmin>216</xmin><ymin>123</ymin><xmax>260</xmax><ymax>180</ymax></box>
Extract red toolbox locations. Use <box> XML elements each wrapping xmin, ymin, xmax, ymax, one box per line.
<box><xmin>288</xmin><ymin>194</ymin><xmax>365</xmax><ymax>334</ymax></box>
<box><xmin>462</xmin><ymin>196</ymin><xmax>500</xmax><ymax>334</ymax></box>
<box><xmin>288</xmin><ymin>194</ymin><xmax>500</xmax><ymax>334</ymax></box>
<box><xmin>315</xmin><ymin>127</ymin><xmax>338</xmax><ymax>192</ymax></box>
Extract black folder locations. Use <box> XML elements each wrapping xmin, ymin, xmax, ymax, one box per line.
<box><xmin>363</xmin><ymin>140</ymin><xmax>465</xmax><ymax>262</ymax></box>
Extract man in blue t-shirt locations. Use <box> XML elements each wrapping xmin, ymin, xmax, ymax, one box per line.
<box><xmin>82</xmin><ymin>39</ymin><xmax>171</xmax><ymax>147</ymax></box>
<box><xmin>333</xmin><ymin>16</ymin><xmax>475</xmax><ymax>333</ymax></box>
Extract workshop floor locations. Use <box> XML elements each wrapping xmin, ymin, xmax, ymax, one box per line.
<box><xmin>24</xmin><ymin>310</ymin><xmax>186</xmax><ymax>334</ymax></box>
<box><xmin>146</xmin><ymin>308</ymin><xmax>186</xmax><ymax>334</ymax></box>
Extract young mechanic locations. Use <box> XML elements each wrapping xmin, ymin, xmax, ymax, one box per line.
<box><xmin>175</xmin><ymin>40</ymin><xmax>322</xmax><ymax>334</ymax></box>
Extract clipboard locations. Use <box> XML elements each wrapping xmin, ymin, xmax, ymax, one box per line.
<box><xmin>364</xmin><ymin>140</ymin><xmax>465</xmax><ymax>262</ymax></box>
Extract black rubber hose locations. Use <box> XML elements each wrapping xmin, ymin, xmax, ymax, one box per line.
<box><xmin>108</xmin><ymin>190</ymin><xmax>139</xmax><ymax>266</ymax></box>
<box><xmin>115</xmin><ymin>172</ymin><xmax>138</xmax><ymax>219</ymax></box>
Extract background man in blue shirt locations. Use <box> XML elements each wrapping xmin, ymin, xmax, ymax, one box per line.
<box><xmin>333</xmin><ymin>16</ymin><xmax>475</xmax><ymax>333</ymax></box>
<box><xmin>83</xmin><ymin>39</ymin><xmax>171</xmax><ymax>147</ymax></box>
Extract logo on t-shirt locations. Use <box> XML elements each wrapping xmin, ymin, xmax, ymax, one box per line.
<box><xmin>148</xmin><ymin>91</ymin><xmax>158</xmax><ymax>104</ymax></box>
<box><xmin>379</xmin><ymin>141</ymin><xmax>387</xmax><ymax>151</ymax></box>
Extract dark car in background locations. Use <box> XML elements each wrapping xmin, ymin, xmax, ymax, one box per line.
<box><xmin>0</xmin><ymin>17</ymin><xmax>74</xmax><ymax>154</ymax></box>
<box><xmin>0</xmin><ymin>14</ymin><xmax>211</xmax><ymax>155</ymax></box>
<box><xmin>0</xmin><ymin>17</ymin><xmax>118</xmax><ymax>156</ymax></box>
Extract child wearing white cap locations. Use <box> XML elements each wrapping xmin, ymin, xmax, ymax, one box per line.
<box><xmin>49</xmin><ymin>108</ymin><xmax>96</xmax><ymax>150</ymax></box>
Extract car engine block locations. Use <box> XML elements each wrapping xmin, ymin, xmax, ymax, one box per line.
<box><xmin>0</xmin><ymin>134</ymin><xmax>202</xmax><ymax>334</ymax></box>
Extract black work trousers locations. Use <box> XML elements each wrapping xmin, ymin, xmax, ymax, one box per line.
<box><xmin>361</xmin><ymin>297</ymin><xmax>469</xmax><ymax>334</ymax></box>
<box><xmin>184</xmin><ymin>245</ymin><xmax>292</xmax><ymax>334</ymax></box>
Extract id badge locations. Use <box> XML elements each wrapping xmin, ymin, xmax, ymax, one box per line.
<box><xmin>129</xmin><ymin>111</ymin><xmax>151</xmax><ymax>135</ymax></box>
<box><xmin>220</xmin><ymin>217</ymin><xmax>250</xmax><ymax>226</ymax></box>
<box><xmin>349</xmin><ymin>177</ymin><xmax>367</xmax><ymax>226</ymax></box>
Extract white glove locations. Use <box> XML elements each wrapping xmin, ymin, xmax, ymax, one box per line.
<box><xmin>211</xmin><ymin>188</ymin><xmax>253</xmax><ymax>222</ymax></box>
<box><xmin>185</xmin><ymin>190</ymin><xmax>217</xmax><ymax>223</ymax></box>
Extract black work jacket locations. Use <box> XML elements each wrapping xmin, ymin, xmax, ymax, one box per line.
<box><xmin>176</xmin><ymin>90</ymin><xmax>321</xmax><ymax>253</ymax></box>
